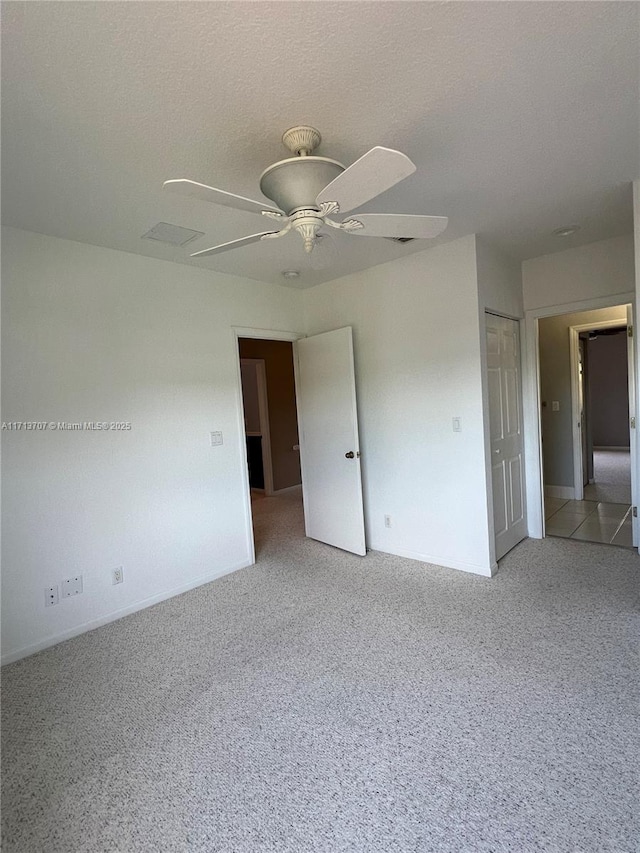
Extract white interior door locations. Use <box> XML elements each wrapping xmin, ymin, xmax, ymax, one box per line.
<box><xmin>295</xmin><ymin>327</ymin><xmax>366</xmax><ymax>555</ymax></box>
<box><xmin>486</xmin><ymin>313</ymin><xmax>527</xmax><ymax>559</ymax></box>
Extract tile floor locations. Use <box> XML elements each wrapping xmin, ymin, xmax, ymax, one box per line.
<box><xmin>545</xmin><ymin>497</ymin><xmax>633</xmax><ymax>547</ymax></box>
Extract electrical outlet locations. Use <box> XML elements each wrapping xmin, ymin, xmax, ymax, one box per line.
<box><xmin>384</xmin><ymin>515</ymin><xmax>392</xmax><ymax>528</ymax></box>
<box><xmin>112</xmin><ymin>566</ymin><xmax>124</xmax><ymax>585</ymax></box>
<box><xmin>210</xmin><ymin>431</ymin><xmax>223</xmax><ymax>446</ymax></box>
<box><xmin>45</xmin><ymin>585</ymin><xmax>59</xmax><ymax>607</ymax></box>
<box><xmin>61</xmin><ymin>575</ymin><xmax>83</xmax><ymax>598</ymax></box>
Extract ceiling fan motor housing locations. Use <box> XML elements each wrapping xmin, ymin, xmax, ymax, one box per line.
<box><xmin>259</xmin><ymin>157</ymin><xmax>344</xmax><ymax>216</ymax></box>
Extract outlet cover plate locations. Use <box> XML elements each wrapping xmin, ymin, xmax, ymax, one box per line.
<box><xmin>45</xmin><ymin>585</ymin><xmax>59</xmax><ymax>607</ymax></box>
<box><xmin>61</xmin><ymin>575</ymin><xmax>83</xmax><ymax>598</ymax></box>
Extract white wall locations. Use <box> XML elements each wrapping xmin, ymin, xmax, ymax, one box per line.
<box><xmin>522</xmin><ymin>234</ymin><xmax>635</xmax><ymax>311</ymax></box>
<box><xmin>476</xmin><ymin>237</ymin><xmax>523</xmax><ymax>318</ymax></box>
<box><xmin>302</xmin><ymin>235</ymin><xmax>495</xmax><ymax>577</ymax></box>
<box><xmin>1</xmin><ymin>227</ymin><xmax>304</xmax><ymax>662</ymax></box>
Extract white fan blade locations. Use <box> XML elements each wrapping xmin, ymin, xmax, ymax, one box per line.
<box><xmin>190</xmin><ymin>231</ymin><xmax>279</xmax><ymax>258</ymax></box>
<box><xmin>164</xmin><ymin>179</ymin><xmax>283</xmax><ymax>216</ymax></box>
<box><xmin>347</xmin><ymin>214</ymin><xmax>448</xmax><ymax>239</ymax></box>
<box><xmin>316</xmin><ymin>147</ymin><xmax>416</xmax><ymax>214</ymax></box>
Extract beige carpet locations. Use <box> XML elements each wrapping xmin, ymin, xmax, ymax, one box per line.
<box><xmin>2</xmin><ymin>489</ymin><xmax>639</xmax><ymax>852</ymax></box>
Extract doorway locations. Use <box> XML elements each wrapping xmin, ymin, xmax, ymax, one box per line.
<box><xmin>237</xmin><ymin>338</ymin><xmax>303</xmax><ymax>551</ymax></box>
<box><xmin>234</xmin><ymin>326</ymin><xmax>367</xmax><ymax>560</ymax></box>
<box><xmin>537</xmin><ymin>304</ymin><xmax>634</xmax><ymax>547</ymax></box>
<box><xmin>238</xmin><ymin>341</ymin><xmax>302</xmax><ymax>497</ymax></box>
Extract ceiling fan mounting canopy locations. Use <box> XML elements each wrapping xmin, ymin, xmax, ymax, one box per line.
<box><xmin>163</xmin><ymin>125</ymin><xmax>448</xmax><ymax>259</ymax></box>
<box><xmin>281</xmin><ymin>125</ymin><xmax>322</xmax><ymax>156</ymax></box>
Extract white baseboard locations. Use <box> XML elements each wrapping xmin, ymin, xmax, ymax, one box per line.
<box><xmin>544</xmin><ymin>485</ymin><xmax>575</xmax><ymax>500</ymax></box>
<box><xmin>370</xmin><ymin>545</ymin><xmax>496</xmax><ymax>577</ymax></box>
<box><xmin>1</xmin><ymin>558</ymin><xmax>253</xmax><ymax>666</ymax></box>
<box><xmin>593</xmin><ymin>446</ymin><xmax>630</xmax><ymax>452</ymax></box>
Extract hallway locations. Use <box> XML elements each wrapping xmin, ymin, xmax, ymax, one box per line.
<box><xmin>584</xmin><ymin>448</ymin><xmax>632</xmax><ymax>504</ymax></box>
<box><xmin>545</xmin><ymin>450</ymin><xmax>632</xmax><ymax>547</ymax></box>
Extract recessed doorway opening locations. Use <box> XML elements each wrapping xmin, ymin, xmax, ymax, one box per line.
<box><xmin>537</xmin><ymin>303</ymin><xmax>635</xmax><ymax>548</ymax></box>
<box><xmin>237</xmin><ymin>337</ymin><xmax>303</xmax><ymax>555</ymax></box>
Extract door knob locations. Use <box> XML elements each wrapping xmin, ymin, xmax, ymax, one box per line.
<box><xmin>345</xmin><ymin>451</ymin><xmax>355</xmax><ymax>459</ymax></box>
<box><xmin>493</xmin><ymin>449</ymin><xmax>501</xmax><ymax>455</ymax></box>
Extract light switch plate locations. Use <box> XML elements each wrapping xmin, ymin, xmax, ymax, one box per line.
<box><xmin>210</xmin><ymin>431</ymin><xmax>223</xmax><ymax>446</ymax></box>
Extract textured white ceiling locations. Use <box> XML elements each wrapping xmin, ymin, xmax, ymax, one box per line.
<box><xmin>2</xmin><ymin>1</ymin><xmax>638</xmax><ymax>288</ymax></box>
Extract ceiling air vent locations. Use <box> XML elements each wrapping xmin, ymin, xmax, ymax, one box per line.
<box><xmin>141</xmin><ymin>222</ymin><xmax>204</xmax><ymax>246</ymax></box>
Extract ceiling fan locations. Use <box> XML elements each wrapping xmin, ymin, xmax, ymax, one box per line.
<box><xmin>164</xmin><ymin>126</ymin><xmax>448</xmax><ymax>258</ymax></box>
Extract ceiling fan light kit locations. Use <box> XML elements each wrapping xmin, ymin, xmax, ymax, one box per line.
<box><xmin>164</xmin><ymin>126</ymin><xmax>448</xmax><ymax>259</ymax></box>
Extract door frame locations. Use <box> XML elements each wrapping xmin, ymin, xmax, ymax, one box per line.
<box><xmin>568</xmin><ymin>317</ymin><xmax>630</xmax><ymax>501</ymax></box>
<box><xmin>523</xmin><ymin>292</ymin><xmax>636</xmax><ymax>542</ymax></box>
<box><xmin>233</xmin><ymin>327</ymin><xmax>303</xmax><ymax>564</ymax></box>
